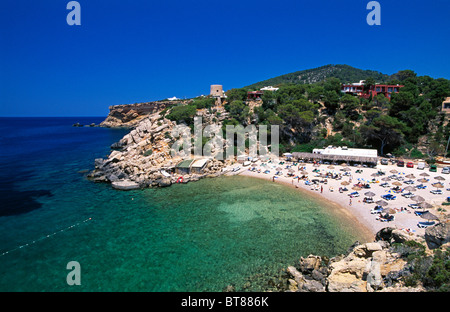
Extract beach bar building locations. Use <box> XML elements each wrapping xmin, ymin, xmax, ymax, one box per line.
<box><xmin>175</xmin><ymin>158</ymin><xmax>209</xmax><ymax>175</ymax></box>
<box><xmin>190</xmin><ymin>158</ymin><xmax>209</xmax><ymax>174</ymax></box>
<box><xmin>175</xmin><ymin>159</ymin><xmax>195</xmax><ymax>175</ymax></box>
<box><xmin>292</xmin><ymin>146</ymin><xmax>378</xmax><ymax>166</ymax></box>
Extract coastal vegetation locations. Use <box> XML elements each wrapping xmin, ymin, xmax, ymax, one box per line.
<box><xmin>392</xmin><ymin>240</ymin><xmax>450</xmax><ymax>291</ymax></box>
<box><xmin>103</xmin><ymin>64</ymin><xmax>450</xmax><ymax>162</ymax></box>
<box><xmin>157</xmin><ymin>65</ymin><xmax>450</xmax><ymax>161</ymax></box>
<box><xmin>225</xmin><ymin>65</ymin><xmax>450</xmax><ymax>160</ymax></box>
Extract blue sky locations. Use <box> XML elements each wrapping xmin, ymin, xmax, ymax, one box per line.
<box><xmin>1</xmin><ymin>0</ymin><xmax>449</xmax><ymax>117</ymax></box>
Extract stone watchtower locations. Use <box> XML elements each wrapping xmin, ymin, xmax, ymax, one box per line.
<box><xmin>210</xmin><ymin>84</ymin><xmax>225</xmax><ymax>106</ymax></box>
<box><xmin>210</xmin><ymin>85</ymin><xmax>224</xmax><ymax>97</ymax></box>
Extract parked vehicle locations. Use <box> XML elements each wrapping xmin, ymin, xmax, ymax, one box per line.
<box><xmin>380</xmin><ymin>158</ymin><xmax>388</xmax><ymax>165</ymax></box>
<box><xmin>417</xmin><ymin>162</ymin><xmax>426</xmax><ymax>170</ymax></box>
<box><xmin>406</xmin><ymin>162</ymin><xmax>414</xmax><ymax>168</ymax></box>
<box><xmin>397</xmin><ymin>160</ymin><xmax>405</xmax><ymax>167</ymax></box>
<box><xmin>430</xmin><ymin>164</ymin><xmax>437</xmax><ymax>172</ymax></box>
<box><xmin>442</xmin><ymin>167</ymin><xmax>450</xmax><ymax>174</ymax></box>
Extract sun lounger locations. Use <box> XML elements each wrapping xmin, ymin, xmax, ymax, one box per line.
<box><xmin>378</xmin><ymin>215</ymin><xmax>394</xmax><ymax>222</ymax></box>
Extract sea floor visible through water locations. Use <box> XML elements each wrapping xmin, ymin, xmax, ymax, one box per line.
<box><xmin>0</xmin><ymin>118</ymin><xmax>369</xmax><ymax>291</ymax></box>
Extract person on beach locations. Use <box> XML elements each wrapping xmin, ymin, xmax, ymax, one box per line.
<box><xmin>349</xmin><ymin>198</ymin><xmax>352</xmax><ymax>206</ymax></box>
<box><xmin>321</xmin><ymin>185</ymin><xmax>323</xmax><ymax>193</ymax></box>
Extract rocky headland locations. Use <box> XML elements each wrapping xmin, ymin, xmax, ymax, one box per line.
<box><xmin>88</xmin><ymin>101</ymin><xmax>228</xmax><ymax>189</ymax></box>
<box><xmin>100</xmin><ymin>100</ymin><xmax>181</xmax><ymax>128</ymax></box>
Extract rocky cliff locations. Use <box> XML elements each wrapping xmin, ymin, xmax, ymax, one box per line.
<box><xmin>100</xmin><ymin>101</ymin><xmax>181</xmax><ymax>128</ymax></box>
<box><xmin>254</xmin><ymin>226</ymin><xmax>450</xmax><ymax>292</ymax></box>
<box><xmin>89</xmin><ymin>106</ymin><xmax>227</xmax><ymax>189</ymax></box>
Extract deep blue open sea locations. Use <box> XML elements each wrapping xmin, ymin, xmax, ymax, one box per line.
<box><xmin>0</xmin><ymin>117</ymin><xmax>368</xmax><ymax>292</ymax></box>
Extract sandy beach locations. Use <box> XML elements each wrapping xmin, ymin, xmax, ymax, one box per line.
<box><xmin>226</xmin><ymin>160</ymin><xmax>450</xmax><ymax>239</ymax></box>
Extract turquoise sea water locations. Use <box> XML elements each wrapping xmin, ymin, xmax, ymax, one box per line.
<box><xmin>0</xmin><ymin>118</ymin><xmax>367</xmax><ymax>292</ymax></box>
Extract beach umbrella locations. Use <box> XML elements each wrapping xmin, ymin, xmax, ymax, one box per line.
<box><xmin>381</xmin><ymin>177</ymin><xmax>391</xmax><ymax>181</ymax></box>
<box><xmin>371</xmin><ymin>173</ymin><xmax>379</xmax><ymax>177</ymax></box>
<box><xmin>420</xmin><ymin>172</ymin><xmax>430</xmax><ymax>177</ymax></box>
<box><xmin>382</xmin><ymin>208</ymin><xmax>396</xmax><ymax>214</ymax></box>
<box><xmin>434</xmin><ymin>176</ymin><xmax>446</xmax><ymax>181</ymax></box>
<box><xmin>341</xmin><ymin>181</ymin><xmax>350</xmax><ymax>185</ymax></box>
<box><xmin>390</xmin><ymin>169</ymin><xmax>398</xmax><ymax>174</ymax></box>
<box><xmin>404</xmin><ymin>186</ymin><xmax>417</xmax><ymax>192</ymax></box>
<box><xmin>327</xmin><ymin>165</ymin><xmax>335</xmax><ymax>169</ymax></box>
<box><xmin>420</xmin><ymin>211</ymin><xmax>439</xmax><ymax>221</ymax></box>
<box><xmin>417</xmin><ymin>178</ymin><xmax>429</xmax><ymax>183</ymax></box>
<box><xmin>365</xmin><ymin>191</ymin><xmax>376</xmax><ymax>197</ymax></box>
<box><xmin>392</xmin><ymin>181</ymin><xmax>402</xmax><ymax>186</ymax></box>
<box><xmin>432</xmin><ymin>182</ymin><xmax>444</xmax><ymax>189</ymax></box>
<box><xmin>405</xmin><ymin>174</ymin><xmax>416</xmax><ymax>179</ymax></box>
<box><xmin>288</xmin><ymin>168</ymin><xmax>295</xmax><ymax>173</ymax></box>
<box><xmin>276</xmin><ymin>167</ymin><xmax>282</xmax><ymax>171</ymax></box>
<box><xmin>343</xmin><ymin>167</ymin><xmax>351</xmax><ymax>172</ymax></box>
<box><xmin>301</xmin><ymin>171</ymin><xmax>308</xmax><ymax>175</ymax></box>
<box><xmin>352</xmin><ymin>186</ymin><xmax>362</xmax><ymax>191</ymax></box>
<box><xmin>411</xmin><ymin>195</ymin><xmax>425</xmax><ymax>202</ymax></box>
<box><xmin>376</xmin><ymin>200</ymin><xmax>389</xmax><ymax>206</ymax></box>
<box><xmin>419</xmin><ymin>202</ymin><xmax>433</xmax><ymax>210</ymax></box>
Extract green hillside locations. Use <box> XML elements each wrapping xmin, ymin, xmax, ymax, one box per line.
<box><xmin>166</xmin><ymin>65</ymin><xmax>450</xmax><ymax>161</ymax></box>
<box><xmin>246</xmin><ymin>64</ymin><xmax>390</xmax><ymax>89</ymax></box>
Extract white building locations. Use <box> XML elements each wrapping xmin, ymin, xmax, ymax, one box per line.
<box><xmin>260</xmin><ymin>86</ymin><xmax>279</xmax><ymax>92</ymax></box>
<box><xmin>313</xmin><ymin>146</ymin><xmax>378</xmax><ymax>158</ymax></box>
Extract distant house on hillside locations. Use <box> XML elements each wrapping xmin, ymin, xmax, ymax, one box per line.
<box><xmin>341</xmin><ymin>80</ymin><xmax>403</xmax><ymax>100</ymax></box>
<box><xmin>260</xmin><ymin>86</ymin><xmax>279</xmax><ymax>92</ymax></box>
<box><xmin>247</xmin><ymin>90</ymin><xmax>264</xmax><ymax>100</ymax></box>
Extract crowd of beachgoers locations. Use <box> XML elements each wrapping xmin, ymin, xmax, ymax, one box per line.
<box><xmin>230</xmin><ymin>158</ymin><xmax>450</xmax><ymax>237</ymax></box>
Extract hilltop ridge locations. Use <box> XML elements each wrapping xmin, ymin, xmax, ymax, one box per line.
<box><xmin>245</xmin><ymin>64</ymin><xmax>390</xmax><ymax>89</ymax></box>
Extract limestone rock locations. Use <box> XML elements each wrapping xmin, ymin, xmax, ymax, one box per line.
<box><xmin>157</xmin><ymin>177</ymin><xmax>172</xmax><ymax>187</ymax></box>
<box><xmin>425</xmin><ymin>222</ymin><xmax>450</xmax><ymax>249</ymax></box>
<box><xmin>299</xmin><ymin>255</ymin><xmax>322</xmax><ymax>272</ymax></box>
<box><xmin>366</xmin><ymin>260</ymin><xmax>382</xmax><ymax>291</ymax></box>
